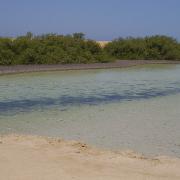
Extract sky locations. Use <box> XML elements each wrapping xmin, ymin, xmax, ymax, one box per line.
<box><xmin>0</xmin><ymin>0</ymin><xmax>179</xmax><ymax>40</ymax></box>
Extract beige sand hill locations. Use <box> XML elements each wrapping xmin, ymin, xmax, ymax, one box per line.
<box><xmin>0</xmin><ymin>135</ymin><xmax>180</xmax><ymax>180</ymax></box>
<box><xmin>96</xmin><ymin>41</ymin><xmax>110</xmax><ymax>47</ymax></box>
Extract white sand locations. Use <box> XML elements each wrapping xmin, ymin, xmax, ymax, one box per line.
<box><xmin>0</xmin><ymin>134</ymin><xmax>180</xmax><ymax>180</ymax></box>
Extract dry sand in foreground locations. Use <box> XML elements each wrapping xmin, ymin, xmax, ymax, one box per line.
<box><xmin>0</xmin><ymin>135</ymin><xmax>180</xmax><ymax>180</ymax></box>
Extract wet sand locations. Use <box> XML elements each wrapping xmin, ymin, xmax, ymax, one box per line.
<box><xmin>0</xmin><ymin>60</ymin><xmax>180</xmax><ymax>75</ymax></box>
<box><xmin>0</xmin><ymin>134</ymin><xmax>180</xmax><ymax>180</ymax></box>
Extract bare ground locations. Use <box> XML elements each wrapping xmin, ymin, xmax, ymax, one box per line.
<box><xmin>0</xmin><ymin>135</ymin><xmax>180</xmax><ymax>180</ymax></box>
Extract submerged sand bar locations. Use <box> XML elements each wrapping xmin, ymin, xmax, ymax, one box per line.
<box><xmin>0</xmin><ymin>60</ymin><xmax>180</xmax><ymax>75</ymax></box>
<box><xmin>0</xmin><ymin>135</ymin><xmax>180</xmax><ymax>180</ymax></box>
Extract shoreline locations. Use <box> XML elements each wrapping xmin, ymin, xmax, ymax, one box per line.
<box><xmin>0</xmin><ymin>60</ymin><xmax>180</xmax><ymax>75</ymax></box>
<box><xmin>0</xmin><ymin>134</ymin><xmax>180</xmax><ymax>180</ymax></box>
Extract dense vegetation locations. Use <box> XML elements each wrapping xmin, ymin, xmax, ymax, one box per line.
<box><xmin>0</xmin><ymin>33</ymin><xmax>180</xmax><ymax>65</ymax></box>
<box><xmin>105</xmin><ymin>36</ymin><xmax>180</xmax><ymax>60</ymax></box>
<box><xmin>0</xmin><ymin>32</ymin><xmax>111</xmax><ymax>65</ymax></box>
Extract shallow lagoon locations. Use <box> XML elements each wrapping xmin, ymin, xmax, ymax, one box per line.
<box><xmin>0</xmin><ymin>64</ymin><xmax>180</xmax><ymax>157</ymax></box>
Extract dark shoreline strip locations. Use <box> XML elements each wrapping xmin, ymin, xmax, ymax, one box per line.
<box><xmin>0</xmin><ymin>60</ymin><xmax>180</xmax><ymax>75</ymax></box>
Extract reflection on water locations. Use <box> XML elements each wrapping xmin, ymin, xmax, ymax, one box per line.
<box><xmin>0</xmin><ymin>64</ymin><xmax>180</xmax><ymax>157</ymax></box>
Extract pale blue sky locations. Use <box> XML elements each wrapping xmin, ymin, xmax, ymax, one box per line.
<box><xmin>0</xmin><ymin>0</ymin><xmax>179</xmax><ymax>40</ymax></box>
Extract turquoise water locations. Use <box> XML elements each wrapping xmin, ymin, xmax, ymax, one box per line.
<box><xmin>0</xmin><ymin>64</ymin><xmax>180</xmax><ymax>157</ymax></box>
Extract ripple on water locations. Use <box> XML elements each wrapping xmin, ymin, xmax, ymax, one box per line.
<box><xmin>0</xmin><ymin>65</ymin><xmax>180</xmax><ymax>157</ymax></box>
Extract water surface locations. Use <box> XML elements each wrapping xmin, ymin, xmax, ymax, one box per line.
<box><xmin>0</xmin><ymin>64</ymin><xmax>180</xmax><ymax>157</ymax></box>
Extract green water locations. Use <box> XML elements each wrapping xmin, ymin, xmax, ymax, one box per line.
<box><xmin>0</xmin><ymin>64</ymin><xmax>180</xmax><ymax>157</ymax></box>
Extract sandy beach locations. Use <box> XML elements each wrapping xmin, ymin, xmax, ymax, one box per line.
<box><xmin>1</xmin><ymin>61</ymin><xmax>180</xmax><ymax>179</ymax></box>
<box><xmin>0</xmin><ymin>134</ymin><xmax>180</xmax><ymax>180</ymax></box>
<box><xmin>0</xmin><ymin>60</ymin><xmax>180</xmax><ymax>75</ymax></box>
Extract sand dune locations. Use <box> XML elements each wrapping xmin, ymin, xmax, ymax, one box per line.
<box><xmin>96</xmin><ymin>41</ymin><xmax>110</xmax><ymax>47</ymax></box>
<box><xmin>0</xmin><ymin>135</ymin><xmax>180</xmax><ymax>180</ymax></box>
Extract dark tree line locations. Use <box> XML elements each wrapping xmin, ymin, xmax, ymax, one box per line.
<box><xmin>105</xmin><ymin>35</ymin><xmax>180</xmax><ymax>60</ymax></box>
<box><xmin>0</xmin><ymin>33</ymin><xmax>180</xmax><ymax>65</ymax></box>
<box><xmin>0</xmin><ymin>32</ymin><xmax>111</xmax><ymax>65</ymax></box>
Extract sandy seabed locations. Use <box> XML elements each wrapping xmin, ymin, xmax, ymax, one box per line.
<box><xmin>0</xmin><ymin>135</ymin><xmax>180</xmax><ymax>180</ymax></box>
